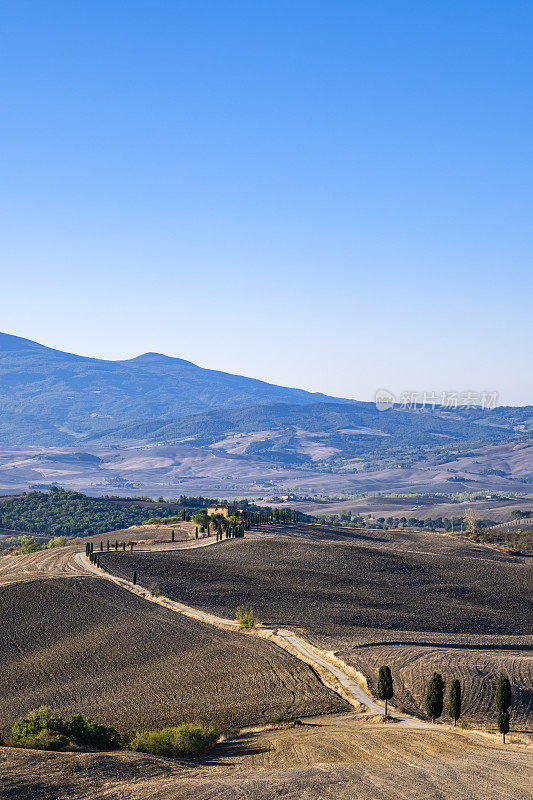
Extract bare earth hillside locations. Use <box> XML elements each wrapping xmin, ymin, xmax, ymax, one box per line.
<box><xmin>2</xmin><ymin>715</ymin><xmax>532</xmax><ymax>800</ymax></box>
<box><xmin>0</xmin><ymin>576</ymin><xmax>347</xmax><ymax>735</ymax></box>
<box><xmin>99</xmin><ymin>525</ymin><xmax>532</xmax><ymax>727</ymax></box>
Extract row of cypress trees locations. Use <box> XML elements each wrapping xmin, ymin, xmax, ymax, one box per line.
<box><xmin>377</xmin><ymin>666</ymin><xmax>513</xmax><ymax>741</ymax></box>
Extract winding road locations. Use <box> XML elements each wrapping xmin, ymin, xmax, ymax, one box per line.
<box><xmin>73</xmin><ymin>538</ymin><xmax>432</xmax><ymax>728</ymax></box>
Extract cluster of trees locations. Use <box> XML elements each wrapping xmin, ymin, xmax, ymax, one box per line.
<box><xmin>0</xmin><ymin>534</ymin><xmax>73</xmax><ymax>554</ymax></box>
<box><xmin>320</xmin><ymin>513</ymin><xmax>495</xmax><ymax>532</ymax></box>
<box><xmin>5</xmin><ymin>706</ymin><xmax>121</xmax><ymax>751</ymax></box>
<box><xmin>0</xmin><ymin>487</ymin><xmax>178</xmax><ymax>537</ymax></box>
<box><xmin>2</xmin><ymin>706</ymin><xmax>217</xmax><ymax>757</ymax></box>
<box><xmin>0</xmin><ymin>488</ymin><xmax>306</xmax><ymax>540</ymax></box>
<box><xmin>191</xmin><ymin>507</ymin><xmax>300</xmax><ymax>536</ymax></box>
<box><xmin>377</xmin><ymin>666</ymin><xmax>513</xmax><ymax>741</ymax></box>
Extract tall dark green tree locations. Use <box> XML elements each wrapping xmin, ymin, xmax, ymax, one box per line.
<box><xmin>377</xmin><ymin>666</ymin><xmax>394</xmax><ymax>715</ymax></box>
<box><xmin>495</xmin><ymin>677</ymin><xmax>512</xmax><ymax>713</ymax></box>
<box><xmin>425</xmin><ymin>673</ymin><xmax>444</xmax><ymax>723</ymax></box>
<box><xmin>497</xmin><ymin>709</ymin><xmax>510</xmax><ymax>743</ymax></box>
<box><xmin>449</xmin><ymin>679</ymin><xmax>461</xmax><ymax>726</ymax></box>
<box><xmin>495</xmin><ymin>676</ymin><xmax>512</xmax><ymax>742</ymax></box>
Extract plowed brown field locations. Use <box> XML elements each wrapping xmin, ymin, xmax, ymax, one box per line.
<box><xmin>0</xmin><ymin>576</ymin><xmax>347</xmax><ymax>735</ymax></box>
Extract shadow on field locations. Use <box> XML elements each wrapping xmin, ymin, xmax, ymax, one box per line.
<box><xmin>2</xmin><ymin>780</ymin><xmax>67</xmax><ymax>800</ymax></box>
<box><xmin>205</xmin><ymin>734</ymin><xmax>270</xmax><ymax>764</ymax></box>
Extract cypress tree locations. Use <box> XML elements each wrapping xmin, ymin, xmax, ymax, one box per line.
<box><xmin>122</xmin><ymin>541</ymin><xmax>126</xmax><ymax>551</ymax></box>
<box><xmin>115</xmin><ymin>540</ymin><xmax>118</xmax><ymax>550</ymax></box>
<box><xmin>497</xmin><ymin>709</ymin><xmax>510</xmax><ymax>743</ymax></box>
<box><xmin>107</xmin><ymin>539</ymin><xmax>110</xmax><ymax>550</ymax></box>
<box><xmin>171</xmin><ymin>529</ymin><xmax>175</xmax><ymax>543</ymax></box>
<box><xmin>449</xmin><ymin>679</ymin><xmax>461</xmax><ymax>726</ymax></box>
<box><xmin>132</xmin><ymin>570</ymin><xmax>137</xmax><ymax>585</ymax></box>
<box><xmin>425</xmin><ymin>673</ymin><xmax>445</xmax><ymax>723</ymax></box>
<box><xmin>495</xmin><ymin>676</ymin><xmax>512</xmax><ymax>742</ymax></box>
<box><xmin>100</xmin><ymin>541</ymin><xmax>103</xmax><ymax>551</ymax></box>
<box><xmin>495</xmin><ymin>677</ymin><xmax>512</xmax><ymax>713</ymax></box>
<box><xmin>377</xmin><ymin>666</ymin><xmax>394</xmax><ymax>716</ymax></box>
<box><xmin>195</xmin><ymin>527</ymin><xmax>198</xmax><ymax>540</ymax></box>
<box><xmin>130</xmin><ymin>542</ymin><xmax>134</xmax><ymax>551</ymax></box>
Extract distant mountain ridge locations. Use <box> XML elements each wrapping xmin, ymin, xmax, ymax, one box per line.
<box><xmin>0</xmin><ymin>332</ymin><xmax>345</xmax><ymax>445</ymax></box>
<box><xmin>1</xmin><ymin>332</ymin><xmax>532</xmax><ymax>476</ymax></box>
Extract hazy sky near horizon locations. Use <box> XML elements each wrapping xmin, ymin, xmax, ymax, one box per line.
<box><xmin>1</xmin><ymin>1</ymin><xmax>532</xmax><ymax>405</ymax></box>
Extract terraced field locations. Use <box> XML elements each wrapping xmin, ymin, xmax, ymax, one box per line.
<box><xmin>0</xmin><ymin>576</ymin><xmax>348</xmax><ymax>736</ymax></box>
<box><xmin>99</xmin><ymin>527</ymin><xmax>532</xmax><ymax>726</ymax></box>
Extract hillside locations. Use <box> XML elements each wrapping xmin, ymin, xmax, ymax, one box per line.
<box><xmin>90</xmin><ymin>400</ymin><xmax>533</xmax><ymax>471</ymax></box>
<box><xmin>100</xmin><ymin>526</ymin><xmax>533</xmax><ymax>728</ymax></box>
<box><xmin>0</xmin><ymin>576</ymin><xmax>345</xmax><ymax>735</ymax></box>
<box><xmin>1</xmin><ymin>332</ymin><xmax>532</xmax><ymax>479</ymax></box>
<box><xmin>0</xmin><ymin>332</ymin><xmax>338</xmax><ymax>445</ymax></box>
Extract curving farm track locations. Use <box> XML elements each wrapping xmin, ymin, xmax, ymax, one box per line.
<box><xmin>74</xmin><ymin>545</ymin><xmax>432</xmax><ymax>727</ymax></box>
<box><xmin>0</xmin><ymin>536</ymin><xmax>431</xmax><ymax>727</ymax></box>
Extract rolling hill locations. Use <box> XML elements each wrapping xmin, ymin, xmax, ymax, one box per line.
<box><xmin>0</xmin><ymin>332</ymin><xmax>341</xmax><ymax>445</ymax></box>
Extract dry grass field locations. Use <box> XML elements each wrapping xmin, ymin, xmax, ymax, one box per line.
<box><xmin>2</xmin><ymin>713</ymin><xmax>532</xmax><ymax>800</ymax></box>
<box><xmin>0</xmin><ymin>576</ymin><xmax>348</xmax><ymax>736</ymax></box>
<box><xmin>99</xmin><ymin>526</ymin><xmax>532</xmax><ymax>727</ymax></box>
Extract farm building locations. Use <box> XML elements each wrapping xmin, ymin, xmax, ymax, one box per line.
<box><xmin>207</xmin><ymin>503</ymin><xmax>244</xmax><ymax>518</ymax></box>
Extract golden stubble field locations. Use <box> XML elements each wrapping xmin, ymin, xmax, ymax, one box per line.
<box><xmin>2</xmin><ymin>713</ymin><xmax>532</xmax><ymax>800</ymax></box>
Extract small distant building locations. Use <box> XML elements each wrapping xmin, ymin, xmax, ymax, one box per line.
<box><xmin>207</xmin><ymin>503</ymin><xmax>242</xmax><ymax>518</ymax></box>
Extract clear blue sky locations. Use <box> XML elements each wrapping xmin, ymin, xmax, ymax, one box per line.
<box><xmin>1</xmin><ymin>1</ymin><xmax>532</xmax><ymax>405</ymax></box>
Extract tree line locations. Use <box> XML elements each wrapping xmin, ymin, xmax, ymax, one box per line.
<box><xmin>0</xmin><ymin>488</ymin><xmax>178</xmax><ymax>536</ymax></box>
<box><xmin>377</xmin><ymin>666</ymin><xmax>513</xmax><ymax>741</ymax></box>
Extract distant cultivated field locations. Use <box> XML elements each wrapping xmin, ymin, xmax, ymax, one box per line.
<box><xmin>0</xmin><ymin>576</ymin><xmax>348</xmax><ymax>736</ymax></box>
<box><xmin>99</xmin><ymin>527</ymin><xmax>532</xmax><ymax>725</ymax></box>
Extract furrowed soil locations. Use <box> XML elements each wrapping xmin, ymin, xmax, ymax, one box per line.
<box><xmin>0</xmin><ymin>576</ymin><xmax>348</xmax><ymax>736</ymax></box>
<box><xmin>99</xmin><ymin>524</ymin><xmax>532</xmax><ymax>727</ymax></box>
<box><xmin>2</xmin><ymin>714</ymin><xmax>532</xmax><ymax>800</ymax></box>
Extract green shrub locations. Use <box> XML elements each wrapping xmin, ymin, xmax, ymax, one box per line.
<box><xmin>9</xmin><ymin>707</ymin><xmax>64</xmax><ymax>744</ymax></box>
<box><xmin>272</xmin><ymin>710</ymin><xmax>295</xmax><ymax>725</ymax></box>
<box><xmin>7</xmin><ymin>707</ymin><xmax>120</xmax><ymax>751</ymax></box>
<box><xmin>236</xmin><ymin>606</ymin><xmax>256</xmax><ymax>630</ymax></box>
<box><xmin>65</xmin><ymin>714</ymin><xmax>121</xmax><ymax>750</ymax></box>
<box><xmin>13</xmin><ymin>729</ymin><xmax>69</xmax><ymax>750</ymax></box>
<box><xmin>20</xmin><ymin>535</ymin><xmax>40</xmax><ymax>554</ymax></box>
<box><xmin>46</xmin><ymin>536</ymin><xmax>68</xmax><ymax>549</ymax></box>
<box><xmin>129</xmin><ymin>723</ymin><xmax>217</xmax><ymax>757</ymax></box>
